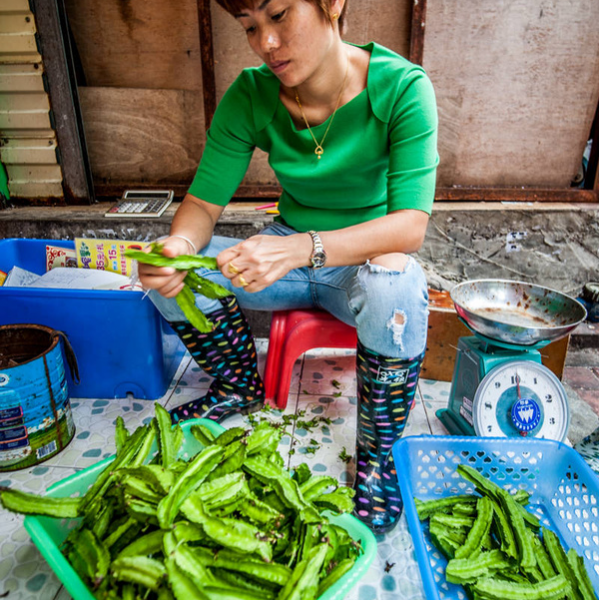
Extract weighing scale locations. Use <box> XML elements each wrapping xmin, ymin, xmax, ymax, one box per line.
<box><xmin>436</xmin><ymin>279</ymin><xmax>587</xmax><ymax>442</ymax></box>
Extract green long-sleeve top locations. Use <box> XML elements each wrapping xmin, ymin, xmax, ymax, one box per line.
<box><xmin>189</xmin><ymin>41</ymin><xmax>439</xmax><ymax>233</ymax></box>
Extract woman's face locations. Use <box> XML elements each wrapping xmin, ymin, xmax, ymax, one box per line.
<box><xmin>235</xmin><ymin>0</ymin><xmax>338</xmax><ymax>88</ymax></box>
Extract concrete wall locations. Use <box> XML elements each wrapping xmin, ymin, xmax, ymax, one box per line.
<box><xmin>2</xmin><ymin>202</ymin><xmax>597</xmax><ymax>300</ymax></box>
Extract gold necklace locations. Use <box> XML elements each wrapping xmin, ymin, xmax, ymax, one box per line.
<box><xmin>294</xmin><ymin>54</ymin><xmax>350</xmax><ymax>160</ymax></box>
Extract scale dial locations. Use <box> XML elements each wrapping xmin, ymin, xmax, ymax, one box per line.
<box><xmin>472</xmin><ymin>360</ymin><xmax>569</xmax><ymax>441</ymax></box>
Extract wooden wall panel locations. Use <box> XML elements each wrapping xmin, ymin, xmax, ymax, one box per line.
<box><xmin>64</xmin><ymin>0</ymin><xmax>203</xmax><ymax>90</ymax></box>
<box><xmin>424</xmin><ymin>0</ymin><xmax>599</xmax><ymax>188</ymax></box>
<box><xmin>78</xmin><ymin>88</ymin><xmax>203</xmax><ymax>184</ymax></box>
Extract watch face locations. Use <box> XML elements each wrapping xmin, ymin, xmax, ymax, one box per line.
<box><xmin>312</xmin><ymin>252</ymin><xmax>326</xmax><ymax>268</ymax></box>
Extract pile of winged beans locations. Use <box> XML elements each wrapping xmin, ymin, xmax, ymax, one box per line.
<box><xmin>416</xmin><ymin>464</ymin><xmax>597</xmax><ymax>600</ymax></box>
<box><xmin>0</xmin><ymin>405</ymin><xmax>362</xmax><ymax>600</ymax></box>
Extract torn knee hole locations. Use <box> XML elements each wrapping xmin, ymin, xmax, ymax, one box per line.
<box><xmin>370</xmin><ymin>253</ymin><xmax>410</xmax><ymax>272</ymax></box>
<box><xmin>387</xmin><ymin>309</ymin><xmax>407</xmax><ymax>348</ymax></box>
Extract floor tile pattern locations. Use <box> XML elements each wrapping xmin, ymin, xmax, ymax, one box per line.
<box><xmin>2</xmin><ymin>341</ymin><xmax>598</xmax><ymax>599</ymax></box>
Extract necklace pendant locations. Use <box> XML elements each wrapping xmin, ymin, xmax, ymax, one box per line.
<box><xmin>315</xmin><ymin>145</ymin><xmax>324</xmax><ymax>158</ymax></box>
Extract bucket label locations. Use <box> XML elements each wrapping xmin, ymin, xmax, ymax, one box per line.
<box><xmin>0</xmin><ymin>406</ymin><xmax>23</xmax><ymax>421</ymax></box>
<box><xmin>0</xmin><ymin>373</ymin><xmax>9</xmax><ymax>386</ymax></box>
<box><xmin>36</xmin><ymin>440</ymin><xmax>57</xmax><ymax>460</ymax></box>
<box><xmin>0</xmin><ymin>436</ymin><xmax>30</xmax><ymax>450</ymax></box>
<box><xmin>0</xmin><ymin>415</ymin><xmax>23</xmax><ymax>429</ymax></box>
<box><xmin>0</xmin><ymin>425</ymin><xmax>28</xmax><ymax>443</ymax></box>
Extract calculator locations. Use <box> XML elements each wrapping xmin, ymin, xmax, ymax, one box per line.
<box><xmin>105</xmin><ymin>190</ymin><xmax>174</xmax><ymax>218</ymax></box>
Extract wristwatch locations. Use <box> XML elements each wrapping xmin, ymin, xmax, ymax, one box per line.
<box><xmin>307</xmin><ymin>230</ymin><xmax>327</xmax><ymax>269</ymax></box>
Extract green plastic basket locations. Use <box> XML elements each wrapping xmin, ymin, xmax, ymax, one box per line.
<box><xmin>24</xmin><ymin>418</ymin><xmax>377</xmax><ymax>600</ymax></box>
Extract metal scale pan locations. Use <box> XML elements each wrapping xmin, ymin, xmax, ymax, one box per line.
<box><xmin>450</xmin><ymin>279</ymin><xmax>587</xmax><ymax>347</ymax></box>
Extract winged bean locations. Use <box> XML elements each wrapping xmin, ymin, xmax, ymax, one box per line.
<box><xmin>67</xmin><ymin>528</ymin><xmax>111</xmax><ymax>588</ymax></box>
<box><xmin>122</xmin><ymin>465</ymin><xmax>175</xmax><ymax>496</ymax></box>
<box><xmin>454</xmin><ymin>496</ymin><xmax>493</xmax><ymax>559</ymax></box>
<box><xmin>243</xmin><ymin>456</ymin><xmax>316</xmax><ymax>520</ymax></box>
<box><xmin>212</xmin><ymin>549</ymin><xmax>292</xmax><ymax>585</ymax></box>
<box><xmin>446</xmin><ymin>550</ymin><xmax>515</xmax><ymax>584</ymax></box>
<box><xmin>157</xmin><ymin>444</ymin><xmax>224</xmax><ymax>528</ymax></box>
<box><xmin>115</xmin><ymin>416</ymin><xmax>130</xmax><ymax>456</ymax></box>
<box><xmin>104</xmin><ymin>517</ymin><xmax>141</xmax><ymax>550</ymax></box>
<box><xmin>299</xmin><ymin>475</ymin><xmax>337</xmax><ymax>501</ymax></box>
<box><xmin>80</xmin><ymin>425</ymin><xmax>148</xmax><ymax>511</ymax></box>
<box><xmin>212</xmin><ymin>569</ymin><xmax>277</xmax><ymax>599</ymax></box>
<box><xmin>121</xmin><ymin>474</ymin><xmax>164</xmax><ymax>503</ymax></box>
<box><xmin>165</xmin><ymin>558</ymin><xmax>211</xmax><ymax>600</ymax></box>
<box><xmin>125</xmin><ymin>248</ymin><xmax>218</xmax><ymax>271</ymax></box>
<box><xmin>202</xmin><ymin>586</ymin><xmax>266</xmax><ymax>600</ymax></box>
<box><xmin>117</xmin><ymin>530</ymin><xmax>165</xmax><ymax>559</ymax></box>
<box><xmin>313</xmin><ymin>488</ymin><xmax>355</xmax><ymax>514</ymax></box>
<box><xmin>196</xmin><ymin>472</ymin><xmax>245</xmax><ymax>504</ymax></box>
<box><xmin>237</xmin><ymin>493</ymin><xmax>284</xmax><ymax>526</ymax></box>
<box><xmin>191</xmin><ymin>424</ymin><xmax>216</xmax><ymax>445</ymax></box>
<box><xmin>529</xmin><ymin>530</ymin><xmax>556</xmax><ymax>579</ymax></box>
<box><xmin>180</xmin><ymin>496</ymin><xmax>272</xmax><ymax>562</ymax></box>
<box><xmin>172</xmin><ymin>521</ymin><xmax>206</xmax><ymax>545</ymax></box>
<box><xmin>246</xmin><ymin>422</ymin><xmax>283</xmax><ymax>456</ymax></box>
<box><xmin>125</xmin><ymin>498</ymin><xmax>159</xmax><ymax>525</ymax></box>
<box><xmin>129</xmin><ymin>424</ymin><xmax>157</xmax><ymax>468</ymax></box>
<box><xmin>430</xmin><ymin>512</ymin><xmax>476</xmax><ymax>531</ymax></box>
<box><xmin>566</xmin><ymin>548</ymin><xmax>597</xmax><ymax>600</ymax></box>
<box><xmin>172</xmin><ymin>543</ymin><xmax>215</xmax><ymax>586</ymax></box>
<box><xmin>112</xmin><ymin>556</ymin><xmax>167</xmax><ymax>591</ymax></box>
<box><xmin>91</xmin><ymin>498</ymin><xmax>117</xmax><ymax>540</ymax></box>
<box><xmin>317</xmin><ymin>558</ymin><xmax>358</xmax><ymax>597</ymax></box>
<box><xmin>184</xmin><ymin>270</ymin><xmax>232</xmax><ymax>300</ymax></box>
<box><xmin>155</xmin><ymin>404</ymin><xmax>183</xmax><ymax>468</ymax></box>
<box><xmin>542</xmin><ymin>528</ymin><xmax>584</xmax><ymax>600</ymax></box>
<box><xmin>415</xmin><ymin>494</ymin><xmax>479</xmax><ymax>520</ymax></box>
<box><xmin>213</xmin><ymin>426</ymin><xmax>247</xmax><ymax>447</ymax></box>
<box><xmin>176</xmin><ymin>284</ymin><xmax>214</xmax><ymax>332</ymax></box>
<box><xmin>279</xmin><ymin>543</ymin><xmax>329</xmax><ymax>600</ymax></box>
<box><xmin>0</xmin><ymin>487</ymin><xmax>81</xmax><ymax>518</ymax></box>
<box><xmin>471</xmin><ymin>573</ymin><xmax>570</xmax><ymax>600</ymax></box>
<box><xmin>489</xmin><ymin>497</ymin><xmax>518</xmax><ymax>560</ymax></box>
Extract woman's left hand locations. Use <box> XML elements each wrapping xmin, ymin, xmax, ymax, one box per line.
<box><xmin>217</xmin><ymin>233</ymin><xmax>311</xmax><ymax>293</ymax></box>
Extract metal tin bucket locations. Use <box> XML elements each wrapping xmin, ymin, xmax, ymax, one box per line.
<box><xmin>0</xmin><ymin>324</ymin><xmax>77</xmax><ymax>471</ymax></box>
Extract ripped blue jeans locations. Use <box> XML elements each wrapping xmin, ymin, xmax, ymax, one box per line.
<box><xmin>149</xmin><ymin>222</ymin><xmax>429</xmax><ymax>358</ymax></box>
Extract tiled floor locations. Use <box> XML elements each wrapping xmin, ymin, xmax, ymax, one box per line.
<box><xmin>2</xmin><ymin>340</ymin><xmax>599</xmax><ymax>599</ymax></box>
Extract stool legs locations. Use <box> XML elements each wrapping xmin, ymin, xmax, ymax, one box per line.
<box><xmin>168</xmin><ymin>297</ymin><xmax>264</xmax><ymax>423</ymax></box>
<box><xmin>353</xmin><ymin>341</ymin><xmax>424</xmax><ymax>534</ymax></box>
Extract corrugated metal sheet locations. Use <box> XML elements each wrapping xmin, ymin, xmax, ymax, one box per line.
<box><xmin>0</xmin><ymin>0</ymin><xmax>63</xmax><ymax>198</ymax></box>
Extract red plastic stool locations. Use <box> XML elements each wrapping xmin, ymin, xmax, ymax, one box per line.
<box><xmin>264</xmin><ymin>309</ymin><xmax>357</xmax><ymax>409</ymax></box>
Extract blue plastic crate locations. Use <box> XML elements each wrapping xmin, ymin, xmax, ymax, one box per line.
<box><xmin>392</xmin><ymin>435</ymin><xmax>599</xmax><ymax>600</ymax></box>
<box><xmin>0</xmin><ymin>238</ymin><xmax>185</xmax><ymax>399</ymax></box>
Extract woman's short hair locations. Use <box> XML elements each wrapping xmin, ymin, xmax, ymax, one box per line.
<box><xmin>215</xmin><ymin>0</ymin><xmax>348</xmax><ymax>32</ymax></box>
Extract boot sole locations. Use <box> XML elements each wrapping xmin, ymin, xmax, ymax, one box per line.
<box><xmin>240</xmin><ymin>400</ymin><xmax>264</xmax><ymax>416</ymax></box>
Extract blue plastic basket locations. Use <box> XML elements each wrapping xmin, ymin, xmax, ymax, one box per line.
<box><xmin>392</xmin><ymin>435</ymin><xmax>599</xmax><ymax>600</ymax></box>
<box><xmin>24</xmin><ymin>419</ymin><xmax>377</xmax><ymax>600</ymax></box>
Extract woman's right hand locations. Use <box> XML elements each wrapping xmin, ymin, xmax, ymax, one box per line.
<box><xmin>138</xmin><ymin>236</ymin><xmax>190</xmax><ymax>298</ymax></box>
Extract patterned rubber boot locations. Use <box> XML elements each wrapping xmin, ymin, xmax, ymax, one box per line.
<box><xmin>168</xmin><ymin>296</ymin><xmax>264</xmax><ymax>423</ymax></box>
<box><xmin>353</xmin><ymin>341</ymin><xmax>425</xmax><ymax>534</ymax></box>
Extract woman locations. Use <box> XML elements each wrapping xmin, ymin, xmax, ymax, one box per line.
<box><xmin>139</xmin><ymin>0</ymin><xmax>438</xmax><ymax>533</ymax></box>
